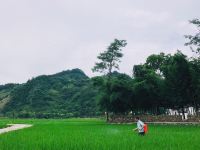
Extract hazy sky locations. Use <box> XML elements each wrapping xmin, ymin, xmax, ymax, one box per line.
<box><xmin>0</xmin><ymin>0</ymin><xmax>199</xmax><ymax>84</ymax></box>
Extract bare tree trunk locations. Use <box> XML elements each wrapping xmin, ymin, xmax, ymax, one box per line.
<box><xmin>182</xmin><ymin>107</ymin><xmax>185</xmax><ymax>120</ymax></box>
<box><xmin>106</xmin><ymin>112</ymin><xmax>109</xmax><ymax>122</ymax></box>
<box><xmin>194</xmin><ymin>102</ymin><xmax>199</xmax><ymax>116</ymax></box>
<box><xmin>155</xmin><ymin>106</ymin><xmax>159</xmax><ymax>115</ymax></box>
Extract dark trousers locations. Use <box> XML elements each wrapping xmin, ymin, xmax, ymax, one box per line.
<box><xmin>138</xmin><ymin>132</ymin><xmax>145</xmax><ymax>136</ymax></box>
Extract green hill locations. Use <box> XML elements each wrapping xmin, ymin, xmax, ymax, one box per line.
<box><xmin>0</xmin><ymin>69</ymin><xmax>100</xmax><ymax>118</ymax></box>
<box><xmin>0</xmin><ymin>84</ymin><xmax>18</xmax><ymax>113</ymax></box>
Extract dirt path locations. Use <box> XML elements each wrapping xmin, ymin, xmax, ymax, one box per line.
<box><xmin>145</xmin><ymin>122</ymin><xmax>200</xmax><ymax>125</ymax></box>
<box><xmin>110</xmin><ymin>122</ymin><xmax>200</xmax><ymax>125</ymax></box>
<box><xmin>0</xmin><ymin>124</ymin><xmax>32</xmax><ymax>134</ymax></box>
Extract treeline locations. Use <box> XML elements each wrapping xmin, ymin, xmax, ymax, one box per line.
<box><xmin>92</xmin><ymin>19</ymin><xmax>200</xmax><ymax>120</ymax></box>
<box><xmin>93</xmin><ymin>51</ymin><xmax>200</xmax><ymax>119</ymax></box>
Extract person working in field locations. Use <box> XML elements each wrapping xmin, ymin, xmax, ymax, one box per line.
<box><xmin>133</xmin><ymin>117</ymin><xmax>146</xmax><ymax>136</ymax></box>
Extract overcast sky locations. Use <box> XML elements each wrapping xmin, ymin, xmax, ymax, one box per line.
<box><xmin>0</xmin><ymin>0</ymin><xmax>199</xmax><ymax>84</ymax></box>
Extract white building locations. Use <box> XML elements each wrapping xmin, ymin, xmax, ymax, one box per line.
<box><xmin>167</xmin><ymin>107</ymin><xmax>196</xmax><ymax>120</ymax></box>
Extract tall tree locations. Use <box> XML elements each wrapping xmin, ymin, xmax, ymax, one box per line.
<box><xmin>109</xmin><ymin>74</ymin><xmax>133</xmax><ymax>114</ymax></box>
<box><xmin>133</xmin><ymin>64</ymin><xmax>165</xmax><ymax>115</ymax></box>
<box><xmin>185</xmin><ymin>18</ymin><xmax>200</xmax><ymax>56</ymax></box>
<box><xmin>164</xmin><ymin>51</ymin><xmax>191</xmax><ymax>119</ymax></box>
<box><xmin>92</xmin><ymin>39</ymin><xmax>127</xmax><ymax>76</ymax></box>
<box><xmin>189</xmin><ymin>59</ymin><xmax>200</xmax><ymax>115</ymax></box>
<box><xmin>92</xmin><ymin>39</ymin><xmax>127</xmax><ymax>121</ymax></box>
<box><xmin>145</xmin><ymin>53</ymin><xmax>171</xmax><ymax>77</ymax></box>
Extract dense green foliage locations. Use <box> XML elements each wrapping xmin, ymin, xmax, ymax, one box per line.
<box><xmin>0</xmin><ymin>84</ymin><xmax>18</xmax><ymax>113</ymax></box>
<box><xmin>91</xmin><ymin>20</ymin><xmax>200</xmax><ymax>117</ymax></box>
<box><xmin>93</xmin><ymin>51</ymin><xmax>200</xmax><ymax>116</ymax></box>
<box><xmin>0</xmin><ymin>119</ymin><xmax>200</xmax><ymax>150</ymax></box>
<box><xmin>2</xmin><ymin>51</ymin><xmax>199</xmax><ymax>119</ymax></box>
<box><xmin>0</xmin><ymin>69</ymin><xmax>100</xmax><ymax>118</ymax></box>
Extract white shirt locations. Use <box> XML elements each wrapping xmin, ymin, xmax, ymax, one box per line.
<box><xmin>137</xmin><ymin>120</ymin><xmax>144</xmax><ymax>133</ymax></box>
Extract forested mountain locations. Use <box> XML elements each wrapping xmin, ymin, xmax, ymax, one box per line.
<box><xmin>0</xmin><ymin>84</ymin><xmax>18</xmax><ymax>113</ymax></box>
<box><xmin>0</xmin><ymin>69</ymin><xmax>100</xmax><ymax>118</ymax></box>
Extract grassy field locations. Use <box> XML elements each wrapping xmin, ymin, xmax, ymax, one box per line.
<box><xmin>0</xmin><ymin>118</ymin><xmax>200</xmax><ymax>150</ymax></box>
<box><xmin>0</xmin><ymin>124</ymin><xmax>8</xmax><ymax>129</ymax></box>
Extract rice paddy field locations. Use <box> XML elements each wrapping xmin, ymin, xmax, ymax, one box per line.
<box><xmin>0</xmin><ymin>118</ymin><xmax>200</xmax><ymax>150</ymax></box>
<box><xmin>0</xmin><ymin>124</ymin><xmax>7</xmax><ymax>129</ymax></box>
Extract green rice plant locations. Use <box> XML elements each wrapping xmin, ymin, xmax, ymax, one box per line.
<box><xmin>0</xmin><ymin>119</ymin><xmax>199</xmax><ymax>150</ymax></box>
